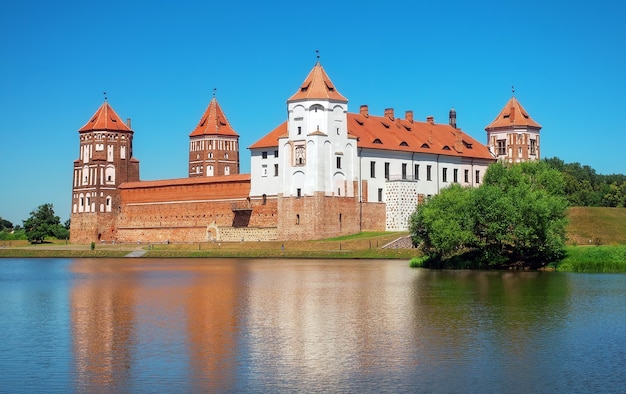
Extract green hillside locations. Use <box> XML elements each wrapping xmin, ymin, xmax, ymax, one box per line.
<box><xmin>567</xmin><ymin>207</ymin><xmax>626</xmax><ymax>245</ymax></box>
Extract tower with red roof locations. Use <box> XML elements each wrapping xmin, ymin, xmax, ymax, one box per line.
<box><xmin>188</xmin><ymin>96</ymin><xmax>240</xmax><ymax>177</ymax></box>
<box><xmin>485</xmin><ymin>94</ymin><xmax>542</xmax><ymax>163</ymax></box>
<box><xmin>70</xmin><ymin>100</ymin><xmax>140</xmax><ymax>243</ymax></box>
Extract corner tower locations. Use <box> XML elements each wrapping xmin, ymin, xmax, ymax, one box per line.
<box><xmin>70</xmin><ymin>100</ymin><xmax>139</xmax><ymax>243</ymax></box>
<box><xmin>189</xmin><ymin>96</ymin><xmax>239</xmax><ymax>177</ymax></box>
<box><xmin>277</xmin><ymin>59</ymin><xmax>360</xmax><ymax>240</ymax></box>
<box><xmin>485</xmin><ymin>94</ymin><xmax>542</xmax><ymax>163</ymax></box>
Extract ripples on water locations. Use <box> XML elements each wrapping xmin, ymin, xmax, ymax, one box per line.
<box><xmin>0</xmin><ymin>258</ymin><xmax>624</xmax><ymax>393</ymax></box>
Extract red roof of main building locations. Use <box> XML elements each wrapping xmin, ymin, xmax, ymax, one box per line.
<box><xmin>485</xmin><ymin>96</ymin><xmax>541</xmax><ymax>130</ymax></box>
<box><xmin>288</xmin><ymin>61</ymin><xmax>348</xmax><ymax>102</ymax></box>
<box><xmin>79</xmin><ymin>101</ymin><xmax>132</xmax><ymax>132</ymax></box>
<box><xmin>250</xmin><ymin>111</ymin><xmax>494</xmax><ymax>160</ymax></box>
<box><xmin>189</xmin><ymin>97</ymin><xmax>239</xmax><ymax>137</ymax></box>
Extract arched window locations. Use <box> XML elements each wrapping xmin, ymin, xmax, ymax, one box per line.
<box><xmin>262</xmin><ymin>194</ymin><xmax>267</xmax><ymax>205</ymax></box>
<box><xmin>296</xmin><ymin>214</ymin><xmax>300</xmax><ymax>225</ymax></box>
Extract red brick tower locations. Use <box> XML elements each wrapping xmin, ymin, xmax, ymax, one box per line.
<box><xmin>70</xmin><ymin>99</ymin><xmax>139</xmax><ymax>243</ymax></box>
<box><xmin>485</xmin><ymin>93</ymin><xmax>542</xmax><ymax>163</ymax></box>
<box><xmin>189</xmin><ymin>96</ymin><xmax>240</xmax><ymax>177</ymax></box>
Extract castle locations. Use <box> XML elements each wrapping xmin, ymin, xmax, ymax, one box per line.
<box><xmin>70</xmin><ymin>61</ymin><xmax>541</xmax><ymax>244</ymax></box>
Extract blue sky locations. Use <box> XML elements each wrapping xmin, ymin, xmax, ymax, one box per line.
<box><xmin>1</xmin><ymin>0</ymin><xmax>625</xmax><ymax>225</ymax></box>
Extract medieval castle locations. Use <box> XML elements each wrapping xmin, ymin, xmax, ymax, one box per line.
<box><xmin>70</xmin><ymin>60</ymin><xmax>541</xmax><ymax>243</ymax></box>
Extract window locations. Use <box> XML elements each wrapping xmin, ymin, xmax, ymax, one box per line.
<box><xmin>464</xmin><ymin>169</ymin><xmax>469</xmax><ymax>183</ymax></box>
<box><xmin>497</xmin><ymin>139</ymin><xmax>506</xmax><ymax>156</ymax></box>
<box><xmin>274</xmin><ymin>164</ymin><xmax>279</xmax><ymax>176</ymax></box>
<box><xmin>530</xmin><ymin>139</ymin><xmax>537</xmax><ymax>155</ymax></box>
<box><xmin>225</xmin><ymin>152</ymin><xmax>229</xmax><ymax>159</ymax></box>
<box><xmin>262</xmin><ymin>194</ymin><xmax>267</xmax><ymax>205</ymax></box>
<box><xmin>377</xmin><ymin>188</ymin><xmax>383</xmax><ymax>202</ymax></box>
<box><xmin>262</xmin><ymin>151</ymin><xmax>268</xmax><ymax>159</ymax></box>
<box><xmin>442</xmin><ymin>168</ymin><xmax>448</xmax><ymax>182</ymax></box>
<box><xmin>384</xmin><ymin>162</ymin><xmax>390</xmax><ymax>180</ymax></box>
<box><xmin>475</xmin><ymin>170</ymin><xmax>480</xmax><ymax>184</ymax></box>
<box><xmin>274</xmin><ymin>150</ymin><xmax>279</xmax><ymax>158</ymax></box>
<box><xmin>262</xmin><ymin>165</ymin><xmax>268</xmax><ymax>177</ymax></box>
<box><xmin>453</xmin><ymin>169</ymin><xmax>458</xmax><ymax>183</ymax></box>
<box><xmin>297</xmin><ymin>126</ymin><xmax>302</xmax><ymax>135</ymax></box>
<box><xmin>296</xmin><ymin>214</ymin><xmax>300</xmax><ymax>225</ymax></box>
<box><xmin>336</xmin><ymin>157</ymin><xmax>342</xmax><ymax>169</ymax></box>
<box><xmin>414</xmin><ymin>164</ymin><xmax>419</xmax><ymax>180</ymax></box>
<box><xmin>295</xmin><ymin>145</ymin><xmax>305</xmax><ymax>165</ymax></box>
<box><xmin>402</xmin><ymin>163</ymin><xmax>407</xmax><ymax>180</ymax></box>
<box><xmin>297</xmin><ymin>188</ymin><xmax>301</xmax><ymax>197</ymax></box>
<box><xmin>370</xmin><ymin>161</ymin><xmax>376</xmax><ymax>178</ymax></box>
<box><xmin>208</xmin><ymin>152</ymin><xmax>213</xmax><ymax>158</ymax></box>
<box><xmin>427</xmin><ymin>165</ymin><xmax>432</xmax><ymax>181</ymax></box>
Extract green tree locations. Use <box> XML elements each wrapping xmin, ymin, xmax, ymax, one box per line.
<box><xmin>410</xmin><ymin>161</ymin><xmax>569</xmax><ymax>268</ymax></box>
<box><xmin>22</xmin><ymin>203</ymin><xmax>65</xmax><ymax>244</ymax></box>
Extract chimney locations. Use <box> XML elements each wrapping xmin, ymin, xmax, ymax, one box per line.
<box><xmin>405</xmin><ymin>110</ymin><xmax>414</xmax><ymax>123</ymax></box>
<box><xmin>126</xmin><ymin>118</ymin><xmax>132</xmax><ymax>128</ymax></box>
<box><xmin>384</xmin><ymin>108</ymin><xmax>394</xmax><ymax>120</ymax></box>
<box><xmin>360</xmin><ymin>105</ymin><xmax>369</xmax><ymax>117</ymax></box>
<box><xmin>426</xmin><ymin>116</ymin><xmax>434</xmax><ymax>125</ymax></box>
<box><xmin>454</xmin><ymin>130</ymin><xmax>464</xmax><ymax>153</ymax></box>
<box><xmin>449</xmin><ymin>108</ymin><xmax>457</xmax><ymax>129</ymax></box>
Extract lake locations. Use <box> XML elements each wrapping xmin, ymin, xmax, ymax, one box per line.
<box><xmin>0</xmin><ymin>258</ymin><xmax>624</xmax><ymax>393</ymax></box>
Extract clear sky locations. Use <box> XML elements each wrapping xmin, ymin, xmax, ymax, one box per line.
<box><xmin>1</xmin><ymin>0</ymin><xmax>625</xmax><ymax>225</ymax></box>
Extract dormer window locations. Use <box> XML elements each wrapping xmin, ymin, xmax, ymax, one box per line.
<box><xmin>373</xmin><ymin>138</ymin><xmax>382</xmax><ymax>144</ymax></box>
<box><xmin>399</xmin><ymin>141</ymin><xmax>409</xmax><ymax>147</ymax></box>
<box><xmin>381</xmin><ymin>122</ymin><xmax>390</xmax><ymax>128</ymax></box>
<box><xmin>443</xmin><ymin>145</ymin><xmax>451</xmax><ymax>150</ymax></box>
<box><xmin>421</xmin><ymin>143</ymin><xmax>430</xmax><ymax>148</ymax></box>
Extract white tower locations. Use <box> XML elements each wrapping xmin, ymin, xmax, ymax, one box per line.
<box><xmin>278</xmin><ymin>59</ymin><xmax>356</xmax><ymax>198</ymax></box>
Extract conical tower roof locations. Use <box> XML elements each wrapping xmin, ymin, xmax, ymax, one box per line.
<box><xmin>189</xmin><ymin>97</ymin><xmax>238</xmax><ymax>137</ymax></box>
<box><xmin>79</xmin><ymin>101</ymin><xmax>132</xmax><ymax>132</ymax></box>
<box><xmin>485</xmin><ymin>96</ymin><xmax>541</xmax><ymax>130</ymax></box>
<box><xmin>288</xmin><ymin>61</ymin><xmax>348</xmax><ymax>102</ymax></box>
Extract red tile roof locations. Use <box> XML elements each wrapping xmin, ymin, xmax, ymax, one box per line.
<box><xmin>189</xmin><ymin>97</ymin><xmax>238</xmax><ymax>137</ymax></box>
<box><xmin>485</xmin><ymin>96</ymin><xmax>541</xmax><ymax>130</ymax></box>
<box><xmin>288</xmin><ymin>61</ymin><xmax>348</xmax><ymax>102</ymax></box>
<box><xmin>249</xmin><ymin>111</ymin><xmax>494</xmax><ymax>160</ymax></box>
<box><xmin>119</xmin><ymin>173</ymin><xmax>251</xmax><ymax>189</ymax></box>
<box><xmin>249</xmin><ymin>121</ymin><xmax>287</xmax><ymax>149</ymax></box>
<box><xmin>79</xmin><ymin>101</ymin><xmax>132</xmax><ymax>132</ymax></box>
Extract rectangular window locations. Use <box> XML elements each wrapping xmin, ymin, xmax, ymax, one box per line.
<box><xmin>530</xmin><ymin>139</ymin><xmax>537</xmax><ymax>155</ymax></box>
<box><xmin>414</xmin><ymin>164</ymin><xmax>419</xmax><ymax>180</ymax></box>
<box><xmin>336</xmin><ymin>157</ymin><xmax>342</xmax><ymax>169</ymax></box>
<box><xmin>384</xmin><ymin>162</ymin><xmax>390</xmax><ymax>180</ymax></box>
<box><xmin>297</xmin><ymin>126</ymin><xmax>302</xmax><ymax>135</ymax></box>
<box><xmin>274</xmin><ymin>164</ymin><xmax>279</xmax><ymax>176</ymax></box>
<box><xmin>464</xmin><ymin>169</ymin><xmax>469</xmax><ymax>183</ymax></box>
<box><xmin>402</xmin><ymin>163</ymin><xmax>407</xmax><ymax>180</ymax></box>
<box><xmin>442</xmin><ymin>168</ymin><xmax>448</xmax><ymax>183</ymax></box>
<box><xmin>377</xmin><ymin>188</ymin><xmax>383</xmax><ymax>202</ymax></box>
<box><xmin>475</xmin><ymin>170</ymin><xmax>480</xmax><ymax>184</ymax></box>
<box><xmin>274</xmin><ymin>150</ymin><xmax>279</xmax><ymax>158</ymax></box>
<box><xmin>427</xmin><ymin>165</ymin><xmax>432</xmax><ymax>181</ymax></box>
<box><xmin>262</xmin><ymin>151</ymin><xmax>268</xmax><ymax>159</ymax></box>
<box><xmin>497</xmin><ymin>139</ymin><xmax>506</xmax><ymax>156</ymax></box>
<box><xmin>370</xmin><ymin>161</ymin><xmax>376</xmax><ymax>178</ymax></box>
<box><xmin>297</xmin><ymin>188</ymin><xmax>301</xmax><ymax>197</ymax></box>
<box><xmin>262</xmin><ymin>165</ymin><xmax>268</xmax><ymax>177</ymax></box>
<box><xmin>453</xmin><ymin>169</ymin><xmax>458</xmax><ymax>183</ymax></box>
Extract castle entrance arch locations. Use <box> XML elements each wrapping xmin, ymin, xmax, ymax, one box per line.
<box><xmin>206</xmin><ymin>222</ymin><xmax>219</xmax><ymax>242</ymax></box>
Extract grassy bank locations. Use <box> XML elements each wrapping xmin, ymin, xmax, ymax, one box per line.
<box><xmin>554</xmin><ymin>245</ymin><xmax>626</xmax><ymax>273</ymax></box>
<box><xmin>0</xmin><ymin>232</ymin><xmax>415</xmax><ymax>259</ymax></box>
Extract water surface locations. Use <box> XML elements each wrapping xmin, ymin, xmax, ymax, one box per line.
<box><xmin>0</xmin><ymin>258</ymin><xmax>624</xmax><ymax>392</ymax></box>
